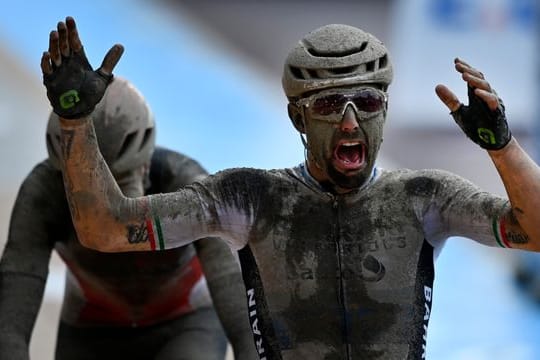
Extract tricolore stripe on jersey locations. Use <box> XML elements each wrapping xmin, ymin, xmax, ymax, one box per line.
<box><xmin>145</xmin><ymin>217</ymin><xmax>165</xmax><ymax>251</ymax></box>
<box><xmin>153</xmin><ymin>216</ymin><xmax>165</xmax><ymax>250</ymax></box>
<box><xmin>145</xmin><ymin>218</ymin><xmax>157</xmax><ymax>250</ymax></box>
<box><xmin>492</xmin><ymin>217</ymin><xmax>511</xmax><ymax>248</ymax></box>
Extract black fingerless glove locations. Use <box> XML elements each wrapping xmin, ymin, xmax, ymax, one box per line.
<box><xmin>43</xmin><ymin>48</ymin><xmax>112</xmax><ymax>119</ymax></box>
<box><xmin>451</xmin><ymin>86</ymin><xmax>511</xmax><ymax>150</ymax></box>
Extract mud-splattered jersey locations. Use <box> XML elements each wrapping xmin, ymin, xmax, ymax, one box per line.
<box><xmin>1</xmin><ymin>147</ymin><xmax>211</xmax><ymax>329</ymax></box>
<box><xmin>146</xmin><ymin>164</ymin><xmax>509</xmax><ymax>359</ymax></box>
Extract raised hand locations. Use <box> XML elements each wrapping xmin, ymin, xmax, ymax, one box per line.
<box><xmin>41</xmin><ymin>16</ymin><xmax>124</xmax><ymax>119</ymax></box>
<box><xmin>435</xmin><ymin>58</ymin><xmax>511</xmax><ymax>150</ymax></box>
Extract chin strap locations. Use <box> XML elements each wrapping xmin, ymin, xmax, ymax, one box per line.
<box><xmin>299</xmin><ymin>132</ymin><xmax>324</xmax><ymax>171</ymax></box>
<box><xmin>298</xmin><ymin>105</ymin><xmax>324</xmax><ymax>171</ymax></box>
<box><xmin>300</xmin><ymin>132</ymin><xmax>308</xmax><ymax>159</ymax></box>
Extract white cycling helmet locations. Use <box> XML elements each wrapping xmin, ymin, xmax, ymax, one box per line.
<box><xmin>282</xmin><ymin>24</ymin><xmax>393</xmax><ymax>100</ymax></box>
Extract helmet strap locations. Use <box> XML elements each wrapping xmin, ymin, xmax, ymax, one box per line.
<box><xmin>297</xmin><ymin>105</ymin><xmax>324</xmax><ymax>171</ymax></box>
<box><xmin>300</xmin><ymin>132</ymin><xmax>323</xmax><ymax>171</ymax></box>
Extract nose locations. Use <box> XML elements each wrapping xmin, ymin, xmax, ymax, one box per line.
<box><xmin>340</xmin><ymin>104</ymin><xmax>359</xmax><ymax>133</ymax></box>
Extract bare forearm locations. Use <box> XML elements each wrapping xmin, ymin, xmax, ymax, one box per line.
<box><xmin>489</xmin><ymin>137</ymin><xmax>540</xmax><ymax>250</ymax></box>
<box><xmin>59</xmin><ymin>117</ymin><xmax>152</xmax><ymax>252</ymax></box>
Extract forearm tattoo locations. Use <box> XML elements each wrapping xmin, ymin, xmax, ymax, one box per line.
<box><xmin>126</xmin><ymin>199</ymin><xmax>154</xmax><ymax>247</ymax></box>
<box><xmin>506</xmin><ymin>209</ymin><xmax>529</xmax><ymax>245</ymax></box>
<box><xmin>127</xmin><ymin>222</ymin><xmax>149</xmax><ymax>244</ymax></box>
<box><xmin>507</xmin><ymin>232</ymin><xmax>529</xmax><ymax>244</ymax></box>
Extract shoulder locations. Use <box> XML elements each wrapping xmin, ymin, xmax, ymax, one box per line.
<box><xmin>378</xmin><ymin>167</ymin><xmax>469</xmax><ymax>182</ymax></box>
<box><xmin>151</xmin><ymin>146</ymin><xmax>205</xmax><ymax>171</ymax></box>
<box><xmin>200</xmin><ymin>167</ymin><xmax>289</xmax><ymax>193</ymax></box>
<box><xmin>149</xmin><ymin>146</ymin><xmax>208</xmax><ymax>192</ymax></box>
<box><xmin>211</xmin><ymin>167</ymin><xmax>287</xmax><ymax>183</ymax></box>
<box><xmin>11</xmin><ymin>159</ymin><xmax>68</xmax><ymax>220</ymax></box>
<box><xmin>19</xmin><ymin>159</ymin><xmax>64</xmax><ymax>195</ymax></box>
<box><xmin>376</xmin><ymin>168</ymin><xmax>475</xmax><ymax>196</ymax></box>
<box><xmin>30</xmin><ymin>158</ymin><xmax>61</xmax><ymax>177</ymax></box>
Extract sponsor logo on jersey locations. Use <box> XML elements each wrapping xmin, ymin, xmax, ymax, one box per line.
<box><xmin>247</xmin><ymin>288</ymin><xmax>268</xmax><ymax>359</ymax></box>
<box><xmin>422</xmin><ymin>285</ymin><xmax>432</xmax><ymax>358</ymax></box>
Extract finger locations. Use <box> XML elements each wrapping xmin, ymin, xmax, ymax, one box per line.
<box><xmin>454</xmin><ymin>57</ymin><xmax>471</xmax><ymax>68</ymax></box>
<box><xmin>48</xmin><ymin>30</ymin><xmax>61</xmax><ymax>67</ymax></box>
<box><xmin>66</xmin><ymin>16</ymin><xmax>82</xmax><ymax>52</ymax></box>
<box><xmin>474</xmin><ymin>88</ymin><xmax>499</xmax><ymax>111</ymax></box>
<box><xmin>435</xmin><ymin>84</ymin><xmax>461</xmax><ymax>112</ymax></box>
<box><xmin>456</xmin><ymin>62</ymin><xmax>484</xmax><ymax>79</ymax></box>
<box><xmin>462</xmin><ymin>72</ymin><xmax>491</xmax><ymax>92</ymax></box>
<box><xmin>454</xmin><ymin>58</ymin><xmax>472</xmax><ymax>76</ymax></box>
<box><xmin>98</xmin><ymin>44</ymin><xmax>124</xmax><ymax>75</ymax></box>
<box><xmin>57</xmin><ymin>21</ymin><xmax>70</xmax><ymax>57</ymax></box>
<box><xmin>41</xmin><ymin>52</ymin><xmax>53</xmax><ymax>75</ymax></box>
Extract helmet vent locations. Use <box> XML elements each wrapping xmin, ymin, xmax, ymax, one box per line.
<box><xmin>118</xmin><ymin>131</ymin><xmax>137</xmax><ymax>159</ymax></box>
<box><xmin>329</xmin><ymin>65</ymin><xmax>359</xmax><ymax>75</ymax></box>
<box><xmin>306</xmin><ymin>69</ymin><xmax>320</xmax><ymax>79</ymax></box>
<box><xmin>306</xmin><ymin>41</ymin><xmax>368</xmax><ymax>58</ymax></box>
<box><xmin>379</xmin><ymin>54</ymin><xmax>388</xmax><ymax>69</ymax></box>
<box><xmin>289</xmin><ymin>66</ymin><xmax>305</xmax><ymax>79</ymax></box>
<box><xmin>139</xmin><ymin>128</ymin><xmax>154</xmax><ymax>151</ymax></box>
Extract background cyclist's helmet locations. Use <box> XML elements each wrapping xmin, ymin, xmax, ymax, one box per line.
<box><xmin>46</xmin><ymin>77</ymin><xmax>156</xmax><ymax>175</ymax></box>
<box><xmin>282</xmin><ymin>24</ymin><xmax>393</xmax><ymax>100</ymax></box>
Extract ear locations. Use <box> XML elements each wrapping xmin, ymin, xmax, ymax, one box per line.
<box><xmin>288</xmin><ymin>103</ymin><xmax>305</xmax><ymax>134</ymax></box>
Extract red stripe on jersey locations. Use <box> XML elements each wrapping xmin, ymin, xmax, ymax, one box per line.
<box><xmin>499</xmin><ymin>217</ymin><xmax>512</xmax><ymax>248</ymax></box>
<box><xmin>145</xmin><ymin>218</ymin><xmax>156</xmax><ymax>251</ymax></box>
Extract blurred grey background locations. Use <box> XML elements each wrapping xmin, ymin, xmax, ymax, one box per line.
<box><xmin>0</xmin><ymin>0</ymin><xmax>539</xmax><ymax>359</ymax></box>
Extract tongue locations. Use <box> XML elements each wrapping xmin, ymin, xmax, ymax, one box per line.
<box><xmin>337</xmin><ymin>145</ymin><xmax>361</xmax><ymax>163</ymax></box>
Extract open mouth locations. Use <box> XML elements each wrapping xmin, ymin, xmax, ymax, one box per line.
<box><xmin>332</xmin><ymin>141</ymin><xmax>366</xmax><ymax>171</ymax></box>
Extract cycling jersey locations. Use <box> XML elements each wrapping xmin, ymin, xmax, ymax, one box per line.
<box><xmin>145</xmin><ymin>164</ymin><xmax>509</xmax><ymax>359</ymax></box>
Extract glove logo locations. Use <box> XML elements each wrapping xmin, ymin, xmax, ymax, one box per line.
<box><xmin>59</xmin><ymin>89</ymin><xmax>80</xmax><ymax>110</ymax></box>
<box><xmin>477</xmin><ymin>127</ymin><xmax>496</xmax><ymax>145</ymax></box>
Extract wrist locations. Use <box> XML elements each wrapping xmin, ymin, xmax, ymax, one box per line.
<box><xmin>58</xmin><ymin>116</ymin><xmax>91</xmax><ymax>127</ymax></box>
<box><xmin>487</xmin><ymin>136</ymin><xmax>516</xmax><ymax>157</ymax></box>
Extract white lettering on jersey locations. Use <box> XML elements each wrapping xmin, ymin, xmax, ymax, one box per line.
<box><xmin>421</xmin><ymin>285</ymin><xmax>432</xmax><ymax>359</ymax></box>
<box><xmin>247</xmin><ymin>288</ymin><xmax>267</xmax><ymax>359</ymax></box>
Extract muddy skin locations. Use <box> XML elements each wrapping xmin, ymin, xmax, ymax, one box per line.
<box><xmin>305</xmin><ymin>110</ymin><xmax>385</xmax><ymax>191</ymax></box>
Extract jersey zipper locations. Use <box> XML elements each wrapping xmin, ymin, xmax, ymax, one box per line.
<box><xmin>332</xmin><ymin>196</ymin><xmax>352</xmax><ymax>360</ymax></box>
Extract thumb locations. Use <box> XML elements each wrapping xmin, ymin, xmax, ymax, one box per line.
<box><xmin>435</xmin><ymin>84</ymin><xmax>461</xmax><ymax>112</ymax></box>
<box><xmin>98</xmin><ymin>44</ymin><xmax>124</xmax><ymax>76</ymax></box>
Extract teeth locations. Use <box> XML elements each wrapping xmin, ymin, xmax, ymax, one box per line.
<box><xmin>342</xmin><ymin>142</ymin><xmax>359</xmax><ymax>147</ymax></box>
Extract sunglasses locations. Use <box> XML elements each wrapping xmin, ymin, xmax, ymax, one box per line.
<box><xmin>295</xmin><ymin>87</ymin><xmax>387</xmax><ymax>123</ymax></box>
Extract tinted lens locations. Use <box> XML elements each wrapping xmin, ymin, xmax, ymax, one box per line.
<box><xmin>311</xmin><ymin>93</ymin><xmax>347</xmax><ymax>116</ymax></box>
<box><xmin>351</xmin><ymin>90</ymin><xmax>385</xmax><ymax>113</ymax></box>
<box><xmin>309</xmin><ymin>89</ymin><xmax>385</xmax><ymax>117</ymax></box>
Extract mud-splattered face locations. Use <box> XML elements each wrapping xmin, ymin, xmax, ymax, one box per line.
<box><xmin>299</xmin><ymin>86</ymin><xmax>387</xmax><ymax>192</ymax></box>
